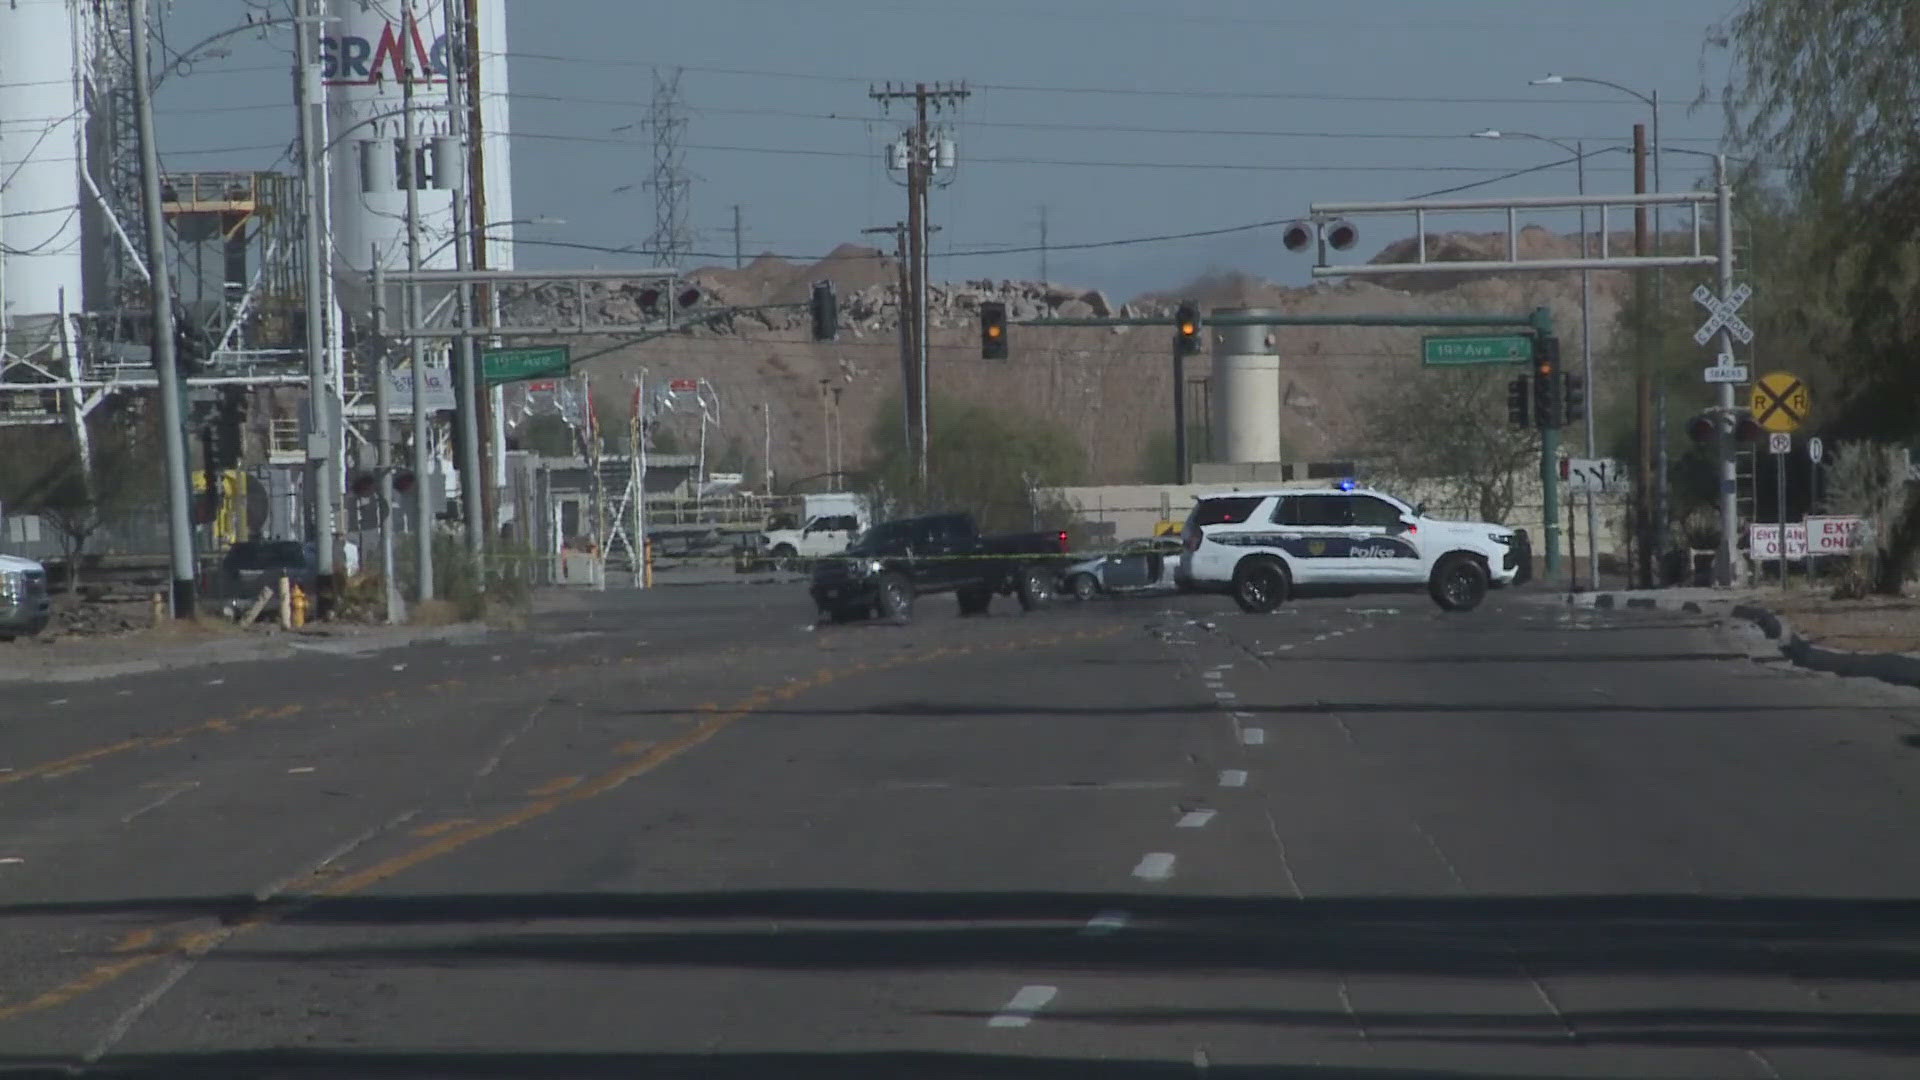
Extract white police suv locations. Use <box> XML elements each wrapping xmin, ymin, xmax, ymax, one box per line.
<box><xmin>1179</xmin><ymin>484</ymin><xmax>1527</xmax><ymax>613</ymax></box>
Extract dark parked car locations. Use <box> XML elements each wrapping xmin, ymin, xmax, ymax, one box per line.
<box><xmin>0</xmin><ymin>554</ymin><xmax>51</xmax><ymax>640</ymax></box>
<box><xmin>220</xmin><ymin>540</ymin><xmax>319</xmax><ymax>601</ymax></box>
<box><xmin>809</xmin><ymin>512</ymin><xmax>1074</xmax><ymax>624</ymax></box>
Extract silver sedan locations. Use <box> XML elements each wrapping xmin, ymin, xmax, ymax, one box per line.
<box><xmin>1061</xmin><ymin>537</ymin><xmax>1185</xmax><ymax>600</ymax></box>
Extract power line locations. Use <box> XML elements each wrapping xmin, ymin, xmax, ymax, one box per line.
<box><xmin>495</xmin><ymin>51</ymin><xmax>1721</xmax><ymax>107</ymax></box>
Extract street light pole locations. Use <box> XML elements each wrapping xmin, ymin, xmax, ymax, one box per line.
<box><xmin>400</xmin><ymin>0</ymin><xmax>432</xmax><ymax>602</ymax></box>
<box><xmin>1533</xmin><ymin>73</ymin><xmax>1663</xmax><ymax>585</ymax></box>
<box><xmin>1472</xmin><ymin>129</ymin><xmax>1599</xmax><ymax>587</ymax></box>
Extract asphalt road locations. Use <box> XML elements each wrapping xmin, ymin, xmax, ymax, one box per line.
<box><xmin>3</xmin><ymin>580</ymin><xmax>1920</xmax><ymax>1078</ymax></box>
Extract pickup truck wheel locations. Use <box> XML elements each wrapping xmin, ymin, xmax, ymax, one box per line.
<box><xmin>877</xmin><ymin>572</ymin><xmax>914</xmax><ymax>624</ymax></box>
<box><xmin>1232</xmin><ymin>557</ymin><xmax>1289</xmax><ymax>614</ymax></box>
<box><xmin>1430</xmin><ymin>553</ymin><xmax>1490</xmax><ymax>612</ymax></box>
<box><xmin>1016</xmin><ymin>565</ymin><xmax>1054</xmax><ymax>612</ymax></box>
<box><xmin>956</xmin><ymin>586</ymin><xmax>992</xmax><ymax>616</ymax></box>
<box><xmin>770</xmin><ymin>544</ymin><xmax>798</xmax><ymax>573</ymax></box>
<box><xmin>1068</xmin><ymin>573</ymin><xmax>1098</xmax><ymax>601</ymax></box>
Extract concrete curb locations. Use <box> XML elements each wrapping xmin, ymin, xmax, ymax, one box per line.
<box><xmin>1570</xmin><ymin>591</ymin><xmax>1920</xmax><ymax>692</ymax></box>
<box><xmin>0</xmin><ymin>622</ymin><xmax>491</xmax><ymax>685</ymax></box>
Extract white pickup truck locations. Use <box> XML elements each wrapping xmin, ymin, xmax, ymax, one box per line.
<box><xmin>759</xmin><ymin>493</ymin><xmax>871</xmax><ymax>569</ymax></box>
<box><xmin>0</xmin><ymin>553</ymin><xmax>51</xmax><ymax>640</ymax></box>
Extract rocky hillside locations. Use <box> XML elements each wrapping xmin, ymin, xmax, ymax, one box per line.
<box><xmin>508</xmin><ymin>226</ymin><xmax>1644</xmax><ymax>489</ymax></box>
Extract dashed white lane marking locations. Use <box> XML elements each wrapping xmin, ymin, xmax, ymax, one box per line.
<box><xmin>1241</xmin><ymin>727</ymin><xmax>1266</xmax><ymax>746</ymax></box>
<box><xmin>0</xmin><ymin>856</ymin><xmax>23</xmax><ymax>865</ymax></box>
<box><xmin>1133</xmin><ymin>852</ymin><xmax>1177</xmax><ymax>881</ymax></box>
<box><xmin>47</xmin><ymin>699</ymin><xmax>67</xmax><ymax>706</ymax></box>
<box><xmin>988</xmin><ymin>985</ymin><xmax>1059</xmax><ymax>1028</ymax></box>
<box><xmin>1177</xmin><ymin>809</ymin><xmax>1217</xmax><ymax>829</ymax></box>
<box><xmin>206</xmin><ymin>678</ymin><xmax>225</xmax><ymax>686</ymax></box>
<box><xmin>1081</xmin><ymin>910</ymin><xmax>1130</xmax><ymax>936</ymax></box>
<box><xmin>1213</xmin><ymin>690</ymin><xmax>1236</xmax><ymax>701</ymax></box>
<box><xmin>121</xmin><ymin>781</ymin><xmax>199</xmax><ymax>824</ymax></box>
<box><xmin>1311</xmin><ymin>634</ymin><xmax>1328</xmax><ymax>642</ymax></box>
<box><xmin>1219</xmin><ymin>769</ymin><xmax>1248</xmax><ymax>787</ymax></box>
<box><xmin>286</xmin><ymin>766</ymin><xmax>316</xmax><ymax>774</ymax></box>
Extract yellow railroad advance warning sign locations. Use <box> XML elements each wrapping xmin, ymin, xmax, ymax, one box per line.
<box><xmin>1751</xmin><ymin>371</ymin><xmax>1810</xmax><ymax>433</ymax></box>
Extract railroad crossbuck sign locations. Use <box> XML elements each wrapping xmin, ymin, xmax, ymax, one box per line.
<box><xmin>1751</xmin><ymin>371</ymin><xmax>1810</xmax><ymax>434</ymax></box>
<box><xmin>1693</xmin><ymin>283</ymin><xmax>1754</xmax><ymax>346</ymax></box>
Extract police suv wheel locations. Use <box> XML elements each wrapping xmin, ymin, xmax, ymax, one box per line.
<box><xmin>1068</xmin><ymin>573</ymin><xmax>1097</xmax><ymax>601</ymax></box>
<box><xmin>1231</xmin><ymin>558</ymin><xmax>1289</xmax><ymax>614</ymax></box>
<box><xmin>1430</xmin><ymin>554</ymin><xmax>1489</xmax><ymax>612</ymax></box>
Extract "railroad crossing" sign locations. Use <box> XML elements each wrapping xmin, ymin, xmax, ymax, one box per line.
<box><xmin>1751</xmin><ymin>371</ymin><xmax>1810</xmax><ymax>433</ymax></box>
<box><xmin>1693</xmin><ymin>283</ymin><xmax>1754</xmax><ymax>346</ymax></box>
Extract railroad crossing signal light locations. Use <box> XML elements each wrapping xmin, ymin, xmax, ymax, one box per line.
<box><xmin>1561</xmin><ymin>373</ymin><xmax>1586</xmax><ymax>426</ymax></box>
<box><xmin>980</xmin><ymin>300</ymin><xmax>1008</xmax><ymax>359</ymax></box>
<box><xmin>677</xmin><ymin>286</ymin><xmax>701</xmax><ymax>309</ymax></box>
<box><xmin>1686</xmin><ymin>414</ymin><xmax>1717</xmax><ymax>444</ymax></box>
<box><xmin>1507</xmin><ymin>378</ymin><xmax>1532</xmax><ymax>428</ymax></box>
<box><xmin>1174</xmin><ymin>302</ymin><xmax>1202</xmax><ymax>356</ymax></box>
<box><xmin>1281</xmin><ymin>219</ymin><xmax>1315</xmax><ymax>252</ymax></box>
<box><xmin>392</xmin><ymin>470</ymin><xmax>416</xmax><ymax>495</ymax></box>
<box><xmin>1322</xmin><ymin>218</ymin><xmax>1358</xmax><ymax>252</ymax></box>
<box><xmin>810</xmin><ymin>280</ymin><xmax>838</xmax><ymax>342</ymax></box>
<box><xmin>1733</xmin><ymin>415</ymin><xmax>1763</xmax><ymax>443</ymax></box>
<box><xmin>351</xmin><ymin>472</ymin><xmax>377</xmax><ymax>498</ymax></box>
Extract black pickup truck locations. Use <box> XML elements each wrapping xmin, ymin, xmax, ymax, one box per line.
<box><xmin>809</xmin><ymin>512</ymin><xmax>1074</xmax><ymax>624</ymax></box>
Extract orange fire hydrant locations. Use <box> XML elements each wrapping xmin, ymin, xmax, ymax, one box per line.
<box><xmin>644</xmin><ymin>539</ymin><xmax>655</xmax><ymax>588</ymax></box>
<box><xmin>289</xmin><ymin>584</ymin><xmax>308</xmax><ymax>628</ymax></box>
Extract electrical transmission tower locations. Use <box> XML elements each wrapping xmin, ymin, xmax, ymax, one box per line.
<box><xmin>643</xmin><ymin>69</ymin><xmax>693</xmax><ymax>265</ymax></box>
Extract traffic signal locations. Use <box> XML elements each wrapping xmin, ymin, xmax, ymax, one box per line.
<box><xmin>1561</xmin><ymin>373</ymin><xmax>1585</xmax><ymax>426</ymax></box>
<box><xmin>1174</xmin><ymin>302</ymin><xmax>1201</xmax><ymax>356</ymax></box>
<box><xmin>980</xmin><ymin>300</ymin><xmax>1008</xmax><ymax>359</ymax></box>
<box><xmin>810</xmin><ymin>280</ymin><xmax>838</xmax><ymax>342</ymax></box>
<box><xmin>1507</xmin><ymin>378</ymin><xmax>1532</xmax><ymax>428</ymax></box>
<box><xmin>1530</xmin><ymin>334</ymin><xmax>1562</xmax><ymax>429</ymax></box>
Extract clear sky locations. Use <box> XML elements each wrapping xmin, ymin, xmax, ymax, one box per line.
<box><xmin>153</xmin><ymin>0</ymin><xmax>1741</xmax><ymax>299</ymax></box>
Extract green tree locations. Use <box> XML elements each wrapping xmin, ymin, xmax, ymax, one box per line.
<box><xmin>1352</xmin><ymin>366</ymin><xmax>1538</xmax><ymax>524</ymax></box>
<box><xmin>1712</xmin><ymin>1</ymin><xmax>1920</xmax><ymax>589</ymax></box>
<box><xmin>866</xmin><ymin>394</ymin><xmax>1088</xmax><ymax>533</ymax></box>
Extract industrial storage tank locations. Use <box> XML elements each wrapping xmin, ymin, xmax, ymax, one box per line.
<box><xmin>0</xmin><ymin>0</ymin><xmax>86</xmax><ymax>354</ymax></box>
<box><xmin>1209</xmin><ymin>308</ymin><xmax>1284</xmax><ymax>467</ymax></box>
<box><xmin>323</xmin><ymin>0</ymin><xmax>458</xmax><ymax>281</ymax></box>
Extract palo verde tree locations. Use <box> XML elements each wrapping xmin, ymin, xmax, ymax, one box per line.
<box><xmin>1352</xmin><ymin>364</ymin><xmax>1539</xmax><ymax>525</ymax></box>
<box><xmin>866</xmin><ymin>394</ymin><xmax>1087</xmax><ymax>534</ymax></box>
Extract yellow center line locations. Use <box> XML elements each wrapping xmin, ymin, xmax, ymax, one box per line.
<box><xmin>0</xmin><ymin>624</ymin><xmax>1123</xmax><ymax>1024</ymax></box>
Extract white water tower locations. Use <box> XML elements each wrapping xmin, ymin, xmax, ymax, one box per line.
<box><xmin>0</xmin><ymin>0</ymin><xmax>87</xmax><ymax>356</ymax></box>
<box><xmin>1209</xmin><ymin>308</ymin><xmax>1283</xmax><ymax>468</ymax></box>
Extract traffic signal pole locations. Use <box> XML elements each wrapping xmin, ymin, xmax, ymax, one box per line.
<box><xmin>1532</xmin><ymin>307</ymin><xmax>1561</xmax><ymax>578</ymax></box>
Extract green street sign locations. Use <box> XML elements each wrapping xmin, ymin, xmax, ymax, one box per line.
<box><xmin>482</xmin><ymin>345</ymin><xmax>571</xmax><ymax>384</ymax></box>
<box><xmin>1421</xmin><ymin>333</ymin><xmax>1532</xmax><ymax>366</ymax></box>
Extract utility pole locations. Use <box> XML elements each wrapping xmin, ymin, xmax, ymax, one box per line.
<box><xmin>1038</xmin><ymin>204</ymin><xmax>1049</xmax><ymax>284</ymax></box>
<box><xmin>818</xmin><ymin>378</ymin><xmax>832</xmax><ymax>487</ymax></box>
<box><xmin>444</xmin><ymin>0</ymin><xmax>484</xmax><ymax>560</ymax></box>
<box><xmin>400</xmin><ymin>0</ymin><xmax>433</xmax><ymax>601</ymax></box>
<box><xmin>871</xmin><ymin>82</ymin><xmax>969</xmax><ymax>488</ymax></box>
<box><xmin>1633</xmin><ymin>122</ymin><xmax>1653</xmax><ymax>589</ymax></box>
<box><xmin>371</xmin><ymin>256</ymin><xmax>400</xmax><ymax>623</ymax></box>
<box><xmin>130</xmin><ymin>0</ymin><xmax>196</xmax><ymax>618</ymax></box>
<box><xmin>293</xmin><ymin>0</ymin><xmax>337</xmax><ymax>609</ymax></box>
<box><xmin>732</xmin><ymin>204</ymin><xmax>743</xmax><ymax>269</ymax></box>
<box><xmin>862</xmin><ymin>222</ymin><xmax>914</xmax><ymax>465</ymax></box>
<box><xmin>461</xmin><ymin>0</ymin><xmax>498</xmax><ymax>540</ymax></box>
